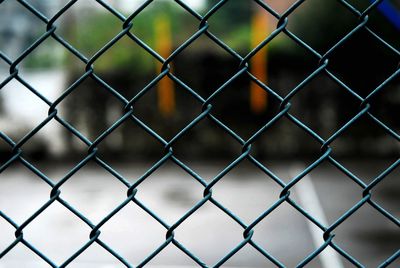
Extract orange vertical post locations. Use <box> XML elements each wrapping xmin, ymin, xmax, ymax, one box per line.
<box><xmin>250</xmin><ymin>9</ymin><xmax>269</xmax><ymax>114</ymax></box>
<box><xmin>154</xmin><ymin>14</ymin><xmax>175</xmax><ymax>117</ymax></box>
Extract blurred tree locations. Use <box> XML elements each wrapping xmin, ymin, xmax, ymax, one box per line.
<box><xmin>202</xmin><ymin>0</ymin><xmax>253</xmax><ymax>52</ymax></box>
<box><xmin>289</xmin><ymin>0</ymin><xmax>399</xmax><ymax>53</ymax></box>
<box><xmin>203</xmin><ymin>0</ymin><xmax>252</xmax><ymax>26</ymax></box>
<box><xmin>61</xmin><ymin>0</ymin><xmax>399</xmax><ymax>159</ymax></box>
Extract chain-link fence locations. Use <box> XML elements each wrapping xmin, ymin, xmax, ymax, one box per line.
<box><xmin>0</xmin><ymin>0</ymin><xmax>399</xmax><ymax>267</ymax></box>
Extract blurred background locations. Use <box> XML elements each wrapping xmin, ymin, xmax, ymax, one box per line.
<box><xmin>0</xmin><ymin>0</ymin><xmax>399</xmax><ymax>267</ymax></box>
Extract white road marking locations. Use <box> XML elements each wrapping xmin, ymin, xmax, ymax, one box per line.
<box><xmin>290</xmin><ymin>166</ymin><xmax>344</xmax><ymax>268</ymax></box>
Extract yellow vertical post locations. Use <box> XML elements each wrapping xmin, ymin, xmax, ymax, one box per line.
<box><xmin>154</xmin><ymin>14</ymin><xmax>175</xmax><ymax>117</ymax></box>
<box><xmin>250</xmin><ymin>9</ymin><xmax>269</xmax><ymax>114</ymax></box>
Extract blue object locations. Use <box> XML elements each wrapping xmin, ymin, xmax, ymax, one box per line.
<box><xmin>373</xmin><ymin>0</ymin><xmax>400</xmax><ymax>30</ymax></box>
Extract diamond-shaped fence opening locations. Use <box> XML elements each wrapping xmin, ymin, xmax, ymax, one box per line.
<box><xmin>0</xmin><ymin>161</ymin><xmax>51</xmax><ymax>223</ymax></box>
<box><xmin>21</xmin><ymin>202</ymin><xmax>92</xmax><ymax>264</ymax></box>
<box><xmin>0</xmin><ymin>0</ymin><xmax>399</xmax><ymax>267</ymax></box>
<box><xmin>251</xmin><ymin>202</ymin><xmax>319</xmax><ymax>266</ymax></box>
<box><xmin>332</xmin><ymin>204</ymin><xmax>400</xmax><ymax>267</ymax></box>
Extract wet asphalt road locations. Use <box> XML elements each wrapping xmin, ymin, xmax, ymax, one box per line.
<box><xmin>0</xmin><ymin>160</ymin><xmax>399</xmax><ymax>268</ymax></box>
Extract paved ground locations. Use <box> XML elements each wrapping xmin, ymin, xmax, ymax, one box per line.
<box><xmin>0</xmin><ymin>160</ymin><xmax>399</xmax><ymax>267</ymax></box>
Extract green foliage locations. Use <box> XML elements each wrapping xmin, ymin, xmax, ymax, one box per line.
<box><xmin>23</xmin><ymin>44</ymin><xmax>66</xmax><ymax>69</ymax></box>
<box><xmin>68</xmin><ymin>1</ymin><xmax>193</xmax><ymax>74</ymax></box>
<box><xmin>66</xmin><ymin>0</ymin><xmax>398</xmax><ymax>73</ymax></box>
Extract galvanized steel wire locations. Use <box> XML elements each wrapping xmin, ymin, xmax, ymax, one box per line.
<box><xmin>0</xmin><ymin>0</ymin><xmax>399</xmax><ymax>267</ymax></box>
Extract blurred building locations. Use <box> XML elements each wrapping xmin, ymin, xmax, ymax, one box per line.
<box><xmin>0</xmin><ymin>0</ymin><xmax>64</xmax><ymax>61</ymax></box>
<box><xmin>0</xmin><ymin>0</ymin><xmax>398</xmax><ymax>161</ymax></box>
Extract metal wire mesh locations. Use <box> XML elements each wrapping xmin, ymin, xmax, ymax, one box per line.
<box><xmin>0</xmin><ymin>0</ymin><xmax>399</xmax><ymax>267</ymax></box>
